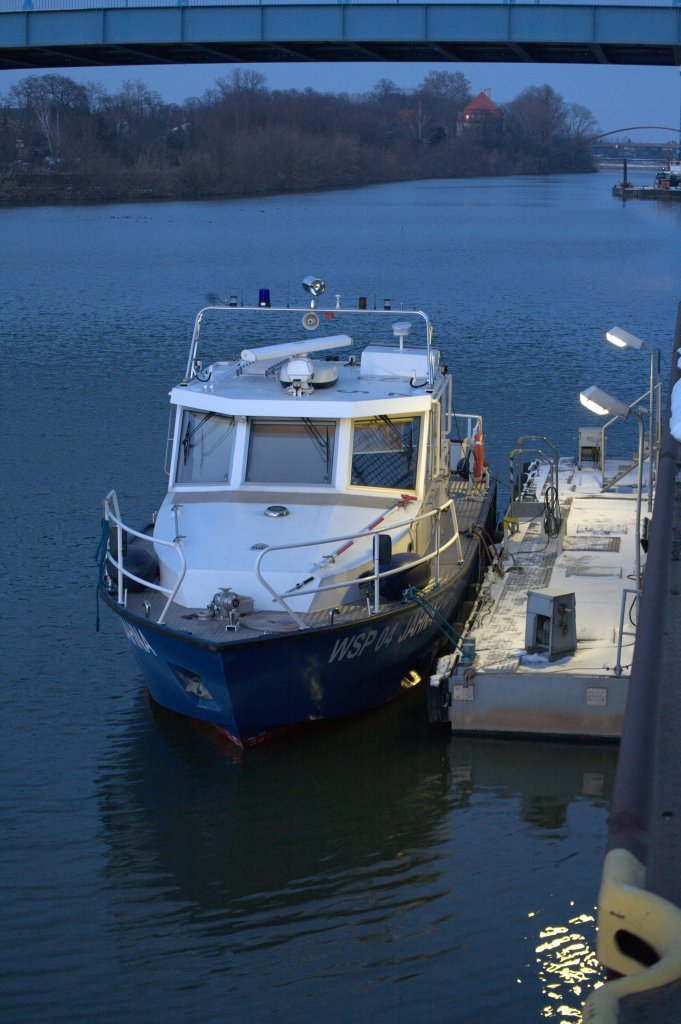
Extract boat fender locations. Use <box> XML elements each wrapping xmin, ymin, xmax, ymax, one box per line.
<box><xmin>378</xmin><ymin>554</ymin><xmax>431</xmax><ymax>601</ymax></box>
<box><xmin>108</xmin><ymin>528</ymin><xmax>127</xmax><ymax>560</ymax></box>
<box><xmin>455</xmin><ymin>451</ymin><xmax>473</xmax><ymax>480</ymax></box>
<box><xmin>427</xmin><ymin>674</ymin><xmax>450</xmax><ymax>724</ymax></box>
<box><xmin>110</xmin><ymin>540</ymin><xmax>159</xmax><ymax>593</ymax></box>
<box><xmin>357</xmin><ymin>554</ymin><xmax>429</xmax><ymax>601</ymax></box>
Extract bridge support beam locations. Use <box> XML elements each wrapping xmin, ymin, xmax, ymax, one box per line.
<box><xmin>1</xmin><ymin>2</ymin><xmax>681</xmax><ymax>71</ymax></box>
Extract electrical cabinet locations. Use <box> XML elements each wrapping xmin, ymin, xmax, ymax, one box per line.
<box><xmin>578</xmin><ymin>426</ymin><xmax>605</xmax><ymax>469</ymax></box>
<box><xmin>525</xmin><ymin>589</ymin><xmax>577</xmax><ymax>661</ymax></box>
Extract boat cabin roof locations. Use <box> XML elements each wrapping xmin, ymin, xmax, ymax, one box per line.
<box><xmin>172</xmin><ymin>342</ymin><xmax>443</xmax><ymax>419</ymax></box>
<box><xmin>175</xmin><ymin>304</ymin><xmax>443</xmax><ymax>418</ymax></box>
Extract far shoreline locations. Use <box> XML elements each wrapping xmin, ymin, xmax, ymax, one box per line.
<box><xmin>0</xmin><ymin>166</ymin><xmax>598</xmax><ymax>210</ymax></box>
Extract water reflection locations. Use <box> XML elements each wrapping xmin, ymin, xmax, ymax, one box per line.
<box><xmin>534</xmin><ymin>909</ymin><xmax>604</xmax><ymax>1021</ymax></box>
<box><xmin>100</xmin><ymin>699</ymin><xmax>616</xmax><ymax>908</ymax></box>
<box><xmin>98</xmin><ymin>689</ymin><xmax>454</xmax><ymax>913</ymax></box>
<box><xmin>96</xmin><ymin>688</ymin><xmax>616</xmax><ymax>1021</ymax></box>
<box><xmin>446</xmin><ymin>736</ymin><xmax>615</xmax><ymax>828</ymax></box>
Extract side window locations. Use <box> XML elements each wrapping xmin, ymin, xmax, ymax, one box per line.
<box><xmin>351</xmin><ymin>416</ymin><xmax>421</xmax><ymax>490</ymax></box>
<box><xmin>176</xmin><ymin>411</ymin><xmax>236</xmax><ymax>484</ymax></box>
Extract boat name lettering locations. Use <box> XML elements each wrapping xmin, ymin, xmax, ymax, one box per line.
<box><xmin>328</xmin><ymin>612</ymin><xmax>432</xmax><ymax>663</ymax></box>
<box><xmin>397</xmin><ymin>611</ymin><xmax>432</xmax><ymax>642</ymax></box>
<box><xmin>121</xmin><ymin>620</ymin><xmax>157</xmax><ymax>656</ymax></box>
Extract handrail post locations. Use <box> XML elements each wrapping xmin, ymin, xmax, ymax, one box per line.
<box><xmin>116</xmin><ymin>522</ymin><xmax>124</xmax><ymax>605</ymax></box>
<box><xmin>453</xmin><ymin>503</ymin><xmax>463</xmax><ymax>562</ymax></box>
<box><xmin>434</xmin><ymin>509</ymin><xmax>441</xmax><ymax>585</ymax></box>
<box><xmin>373</xmin><ymin>534</ymin><xmax>381</xmax><ymax>615</ymax></box>
<box><xmin>254</xmin><ymin>549</ymin><xmax>309</xmax><ymax>629</ymax></box>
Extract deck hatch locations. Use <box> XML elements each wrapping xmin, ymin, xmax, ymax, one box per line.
<box><xmin>563</xmin><ymin>536</ymin><xmax>621</xmax><ymax>553</ymax></box>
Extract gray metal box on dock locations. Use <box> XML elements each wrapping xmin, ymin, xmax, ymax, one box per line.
<box><xmin>525</xmin><ymin>588</ymin><xmax>577</xmax><ymax>661</ymax></box>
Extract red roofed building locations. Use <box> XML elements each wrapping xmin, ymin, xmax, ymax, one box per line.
<box><xmin>457</xmin><ymin>89</ymin><xmax>503</xmax><ymax>141</ymax></box>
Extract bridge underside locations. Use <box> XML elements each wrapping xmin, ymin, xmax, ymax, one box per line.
<box><xmin>2</xmin><ymin>4</ymin><xmax>680</xmax><ymax>71</ymax></box>
<box><xmin>3</xmin><ymin>40</ymin><xmax>681</xmax><ymax>71</ymax></box>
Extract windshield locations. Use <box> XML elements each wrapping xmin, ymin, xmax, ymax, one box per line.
<box><xmin>246</xmin><ymin>419</ymin><xmax>336</xmax><ymax>485</ymax></box>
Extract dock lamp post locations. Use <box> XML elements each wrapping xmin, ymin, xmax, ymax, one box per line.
<box><xmin>579</xmin><ymin>385</ymin><xmax>644</xmax><ymax>587</ymax></box>
<box><xmin>605</xmin><ymin>326</ymin><xmax>660</xmax><ymax>512</ymax></box>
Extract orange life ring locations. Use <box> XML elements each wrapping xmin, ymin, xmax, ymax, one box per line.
<box><xmin>473</xmin><ymin>430</ymin><xmax>485</xmax><ymax>480</ymax></box>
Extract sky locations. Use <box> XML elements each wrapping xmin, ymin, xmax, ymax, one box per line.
<box><xmin>2</xmin><ymin>61</ymin><xmax>680</xmax><ymax>141</ymax></box>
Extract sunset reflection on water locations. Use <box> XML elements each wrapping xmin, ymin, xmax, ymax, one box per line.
<box><xmin>531</xmin><ymin>905</ymin><xmax>605</xmax><ymax>1021</ymax></box>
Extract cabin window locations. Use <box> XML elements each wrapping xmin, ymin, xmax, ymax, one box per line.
<box><xmin>351</xmin><ymin>415</ymin><xmax>421</xmax><ymax>490</ymax></box>
<box><xmin>246</xmin><ymin>419</ymin><xmax>336</xmax><ymax>484</ymax></box>
<box><xmin>175</xmin><ymin>410</ymin><xmax>236</xmax><ymax>484</ymax></box>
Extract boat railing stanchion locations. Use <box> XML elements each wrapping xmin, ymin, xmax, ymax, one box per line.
<box><xmin>434</xmin><ymin>510</ymin><xmax>441</xmax><ymax>586</ymax></box>
<box><xmin>117</xmin><ymin>522</ymin><xmax>124</xmax><ymax>606</ymax></box>
<box><xmin>372</xmin><ymin>534</ymin><xmax>381</xmax><ymax>615</ymax></box>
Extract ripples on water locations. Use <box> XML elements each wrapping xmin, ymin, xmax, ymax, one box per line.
<box><xmin>2</xmin><ymin>171</ymin><xmax>679</xmax><ymax>1023</ymax></box>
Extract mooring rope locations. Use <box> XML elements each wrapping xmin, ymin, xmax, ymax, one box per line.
<box><xmin>402</xmin><ymin>586</ymin><xmax>463</xmax><ymax>649</ymax></box>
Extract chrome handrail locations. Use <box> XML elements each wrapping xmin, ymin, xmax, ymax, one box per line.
<box><xmin>254</xmin><ymin>499</ymin><xmax>463</xmax><ymax>628</ymax></box>
<box><xmin>453</xmin><ymin>412</ymin><xmax>483</xmax><ymax>439</ymax></box>
<box><xmin>103</xmin><ymin>490</ymin><xmax>187</xmax><ymax>625</ymax></box>
<box><xmin>451</xmin><ymin>412</ymin><xmax>484</xmax><ymax>481</ymax></box>
<box><xmin>185</xmin><ymin>303</ymin><xmax>434</xmax><ymax>386</ymax></box>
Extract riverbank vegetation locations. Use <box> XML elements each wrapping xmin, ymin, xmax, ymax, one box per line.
<box><xmin>0</xmin><ymin>70</ymin><xmax>597</xmax><ymax>204</ymax></box>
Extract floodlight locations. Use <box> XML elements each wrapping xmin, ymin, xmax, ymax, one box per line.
<box><xmin>302</xmin><ymin>276</ymin><xmax>325</xmax><ymax>298</ymax></box>
<box><xmin>579</xmin><ymin>386</ymin><xmax>631</xmax><ymax>419</ymax></box>
<box><xmin>604</xmin><ymin>325</ymin><xmax>660</xmax><ymax>511</ymax></box>
<box><xmin>579</xmin><ymin>384</ymin><xmax>645</xmax><ymax>588</ymax></box>
<box><xmin>605</xmin><ymin>326</ymin><xmax>645</xmax><ymax>351</ymax></box>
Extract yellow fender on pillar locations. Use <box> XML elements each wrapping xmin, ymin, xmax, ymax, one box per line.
<box><xmin>584</xmin><ymin>848</ymin><xmax>681</xmax><ymax>1023</ymax></box>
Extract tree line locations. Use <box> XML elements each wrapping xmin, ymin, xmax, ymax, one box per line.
<box><xmin>0</xmin><ymin>69</ymin><xmax>598</xmax><ymax>205</ymax></box>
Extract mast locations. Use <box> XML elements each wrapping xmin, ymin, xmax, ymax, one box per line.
<box><xmin>678</xmin><ymin>66</ymin><xmax>681</xmax><ymax>160</ymax></box>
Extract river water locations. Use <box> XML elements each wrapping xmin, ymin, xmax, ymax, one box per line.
<box><xmin>2</xmin><ymin>169</ymin><xmax>680</xmax><ymax>1024</ymax></box>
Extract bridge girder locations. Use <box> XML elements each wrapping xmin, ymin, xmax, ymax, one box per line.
<box><xmin>1</xmin><ymin>3</ymin><xmax>680</xmax><ymax>72</ymax></box>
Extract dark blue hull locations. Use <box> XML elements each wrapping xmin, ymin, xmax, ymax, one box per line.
<box><xmin>102</xmin><ymin>489</ymin><xmax>496</xmax><ymax>746</ymax></box>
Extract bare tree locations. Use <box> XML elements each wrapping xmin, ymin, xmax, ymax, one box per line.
<box><xmin>565</xmin><ymin>103</ymin><xmax>598</xmax><ymax>139</ymax></box>
<box><xmin>413</xmin><ymin>71</ymin><xmax>472</xmax><ymax>145</ymax></box>
<box><xmin>0</xmin><ymin>71</ymin><xmax>596</xmax><ymax>202</ymax></box>
<box><xmin>9</xmin><ymin>73</ymin><xmax>89</xmax><ymax>161</ymax></box>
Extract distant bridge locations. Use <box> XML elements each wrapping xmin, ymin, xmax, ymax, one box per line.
<box><xmin>1</xmin><ymin>0</ymin><xmax>681</xmax><ymax>72</ymax></box>
<box><xmin>591</xmin><ymin>126</ymin><xmax>681</xmax><ymax>139</ymax></box>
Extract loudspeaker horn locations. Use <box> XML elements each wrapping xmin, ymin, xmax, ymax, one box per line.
<box><xmin>302</xmin><ymin>311</ymin><xmax>320</xmax><ymax>330</ymax></box>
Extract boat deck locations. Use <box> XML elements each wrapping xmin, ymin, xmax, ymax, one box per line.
<box><xmin>116</xmin><ymin>478</ymin><xmax>491</xmax><ymax>645</ymax></box>
<box><xmin>436</xmin><ymin>456</ymin><xmax>650</xmax><ymax>739</ymax></box>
